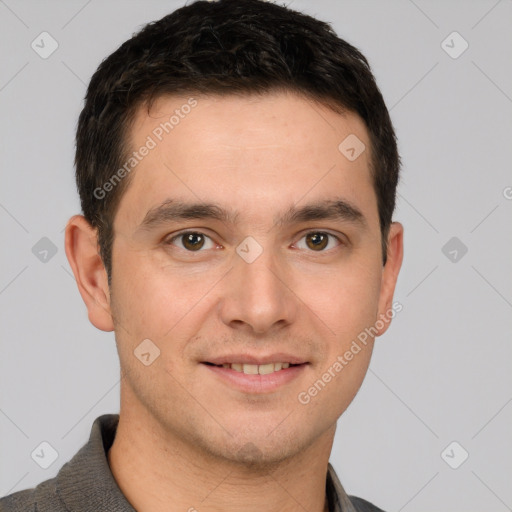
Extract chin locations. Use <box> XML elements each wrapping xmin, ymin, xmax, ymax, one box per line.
<box><xmin>194</xmin><ymin>423</ymin><xmax>313</xmax><ymax>471</ymax></box>
<box><xmin>224</xmin><ymin>440</ymin><xmax>296</xmax><ymax>472</ymax></box>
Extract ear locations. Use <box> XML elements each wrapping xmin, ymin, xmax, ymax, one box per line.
<box><xmin>65</xmin><ymin>215</ymin><xmax>114</xmax><ymax>332</ymax></box>
<box><xmin>375</xmin><ymin>222</ymin><xmax>404</xmax><ymax>336</ymax></box>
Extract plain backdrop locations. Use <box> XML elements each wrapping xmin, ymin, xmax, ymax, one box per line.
<box><xmin>1</xmin><ymin>1</ymin><xmax>511</xmax><ymax>511</ymax></box>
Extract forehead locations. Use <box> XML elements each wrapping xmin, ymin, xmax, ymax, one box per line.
<box><xmin>135</xmin><ymin>90</ymin><xmax>368</xmax><ymax>150</ymax></box>
<box><xmin>117</xmin><ymin>91</ymin><xmax>376</xmax><ymax>229</ymax></box>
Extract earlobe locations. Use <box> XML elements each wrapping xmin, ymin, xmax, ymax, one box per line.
<box><xmin>376</xmin><ymin>222</ymin><xmax>404</xmax><ymax>336</ymax></box>
<box><xmin>64</xmin><ymin>215</ymin><xmax>114</xmax><ymax>332</ymax></box>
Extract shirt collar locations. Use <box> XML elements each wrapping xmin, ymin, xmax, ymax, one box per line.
<box><xmin>56</xmin><ymin>414</ymin><xmax>355</xmax><ymax>512</ymax></box>
<box><xmin>326</xmin><ymin>462</ymin><xmax>358</xmax><ymax>512</ymax></box>
<box><xmin>56</xmin><ymin>414</ymin><xmax>135</xmax><ymax>511</ymax></box>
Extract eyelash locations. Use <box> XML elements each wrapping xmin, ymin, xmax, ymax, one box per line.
<box><xmin>164</xmin><ymin>230</ymin><xmax>344</xmax><ymax>253</ymax></box>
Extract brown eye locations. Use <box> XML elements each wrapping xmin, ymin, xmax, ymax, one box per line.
<box><xmin>181</xmin><ymin>232</ymin><xmax>205</xmax><ymax>251</ymax></box>
<box><xmin>305</xmin><ymin>232</ymin><xmax>329</xmax><ymax>251</ymax></box>
<box><xmin>294</xmin><ymin>231</ymin><xmax>341</xmax><ymax>252</ymax></box>
<box><xmin>167</xmin><ymin>231</ymin><xmax>215</xmax><ymax>251</ymax></box>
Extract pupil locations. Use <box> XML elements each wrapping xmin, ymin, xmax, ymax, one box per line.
<box><xmin>307</xmin><ymin>233</ymin><xmax>327</xmax><ymax>250</ymax></box>
<box><xmin>184</xmin><ymin>233</ymin><xmax>204</xmax><ymax>250</ymax></box>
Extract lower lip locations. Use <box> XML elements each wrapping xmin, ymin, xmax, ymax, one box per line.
<box><xmin>202</xmin><ymin>363</ymin><xmax>307</xmax><ymax>394</ymax></box>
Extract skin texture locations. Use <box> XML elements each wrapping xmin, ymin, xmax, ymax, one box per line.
<box><xmin>65</xmin><ymin>90</ymin><xmax>403</xmax><ymax>512</ymax></box>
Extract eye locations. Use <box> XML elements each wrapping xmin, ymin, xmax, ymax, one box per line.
<box><xmin>294</xmin><ymin>231</ymin><xmax>342</xmax><ymax>252</ymax></box>
<box><xmin>165</xmin><ymin>231</ymin><xmax>216</xmax><ymax>251</ymax></box>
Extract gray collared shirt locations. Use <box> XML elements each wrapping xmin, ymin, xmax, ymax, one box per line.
<box><xmin>0</xmin><ymin>415</ymin><xmax>384</xmax><ymax>512</ymax></box>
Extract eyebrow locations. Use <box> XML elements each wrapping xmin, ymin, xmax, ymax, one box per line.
<box><xmin>137</xmin><ymin>197</ymin><xmax>366</xmax><ymax>231</ymax></box>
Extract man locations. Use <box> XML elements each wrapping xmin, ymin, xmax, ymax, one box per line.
<box><xmin>0</xmin><ymin>0</ymin><xmax>403</xmax><ymax>510</ymax></box>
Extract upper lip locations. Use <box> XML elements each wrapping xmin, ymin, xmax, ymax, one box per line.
<box><xmin>203</xmin><ymin>353</ymin><xmax>308</xmax><ymax>365</ymax></box>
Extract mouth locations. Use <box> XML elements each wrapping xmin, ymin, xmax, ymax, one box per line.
<box><xmin>203</xmin><ymin>361</ymin><xmax>299</xmax><ymax>375</ymax></box>
<box><xmin>201</xmin><ymin>356</ymin><xmax>309</xmax><ymax>394</ymax></box>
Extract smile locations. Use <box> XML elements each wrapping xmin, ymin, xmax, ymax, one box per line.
<box><xmin>201</xmin><ymin>359</ymin><xmax>308</xmax><ymax>394</ymax></box>
<box><xmin>208</xmin><ymin>362</ymin><xmax>293</xmax><ymax>375</ymax></box>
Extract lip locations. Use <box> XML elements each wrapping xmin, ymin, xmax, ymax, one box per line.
<box><xmin>201</xmin><ymin>361</ymin><xmax>309</xmax><ymax>394</ymax></box>
<box><xmin>203</xmin><ymin>353</ymin><xmax>308</xmax><ymax>366</ymax></box>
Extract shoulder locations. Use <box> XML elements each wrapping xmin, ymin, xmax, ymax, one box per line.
<box><xmin>0</xmin><ymin>488</ymin><xmax>36</xmax><ymax>512</ymax></box>
<box><xmin>0</xmin><ymin>476</ymin><xmax>66</xmax><ymax>512</ymax></box>
<box><xmin>1</xmin><ymin>414</ymin><xmax>129</xmax><ymax>512</ymax></box>
<box><xmin>348</xmin><ymin>494</ymin><xmax>386</xmax><ymax>512</ymax></box>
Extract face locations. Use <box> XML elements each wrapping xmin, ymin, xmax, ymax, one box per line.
<box><xmin>96</xmin><ymin>91</ymin><xmax>402</xmax><ymax>465</ymax></box>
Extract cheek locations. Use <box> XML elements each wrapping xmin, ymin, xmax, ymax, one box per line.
<box><xmin>110</xmin><ymin>246</ymin><xmax>223</xmax><ymax>342</ymax></box>
<box><xmin>297</xmin><ymin>258</ymin><xmax>382</xmax><ymax>340</ymax></box>
<box><xmin>320</xmin><ymin>263</ymin><xmax>381</xmax><ymax>401</ymax></box>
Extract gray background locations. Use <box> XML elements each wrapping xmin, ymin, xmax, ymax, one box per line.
<box><xmin>1</xmin><ymin>0</ymin><xmax>511</xmax><ymax>510</ymax></box>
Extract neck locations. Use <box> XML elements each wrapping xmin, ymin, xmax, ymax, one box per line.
<box><xmin>108</xmin><ymin>400</ymin><xmax>335</xmax><ymax>512</ymax></box>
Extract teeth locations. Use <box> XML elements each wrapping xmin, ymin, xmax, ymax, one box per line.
<box><xmin>258</xmin><ymin>363</ymin><xmax>275</xmax><ymax>375</ymax></box>
<box><xmin>243</xmin><ymin>364</ymin><xmax>259</xmax><ymax>375</ymax></box>
<box><xmin>221</xmin><ymin>362</ymin><xmax>294</xmax><ymax>374</ymax></box>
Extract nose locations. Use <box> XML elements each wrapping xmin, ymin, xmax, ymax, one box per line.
<box><xmin>218</xmin><ymin>245</ymin><xmax>299</xmax><ymax>335</ymax></box>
